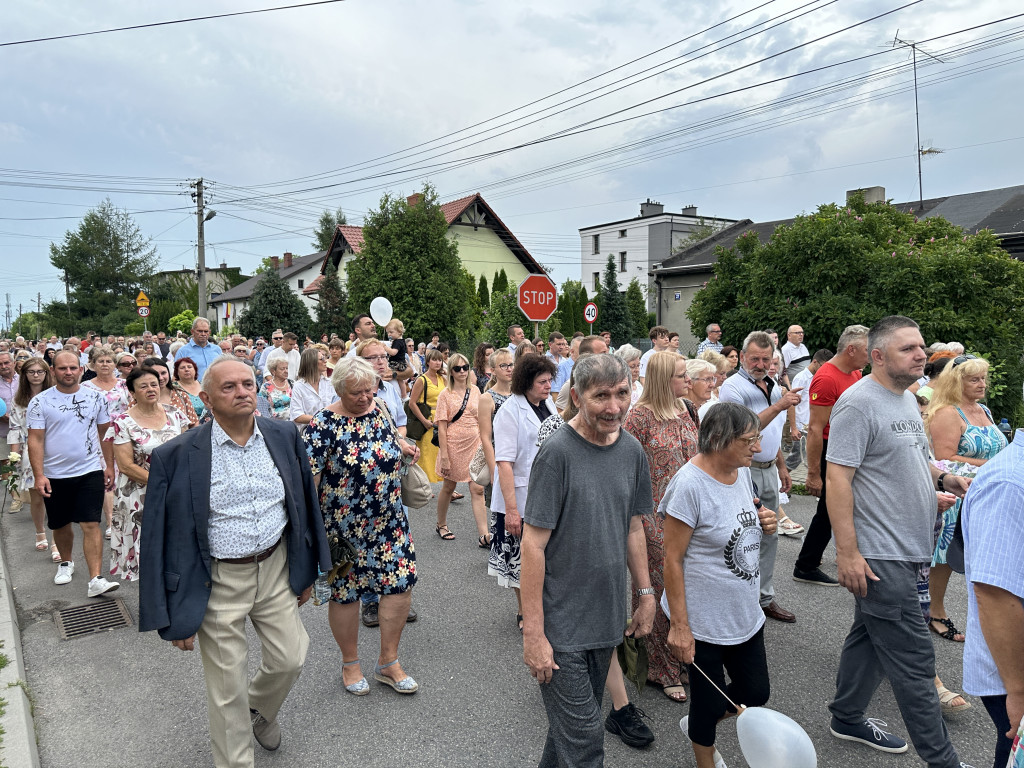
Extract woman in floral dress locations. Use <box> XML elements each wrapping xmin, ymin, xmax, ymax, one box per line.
<box><xmin>82</xmin><ymin>346</ymin><xmax>131</xmax><ymax>537</ymax></box>
<box><xmin>623</xmin><ymin>351</ymin><xmax>698</xmax><ymax>702</ymax></box>
<box><xmin>305</xmin><ymin>357</ymin><xmax>420</xmax><ymax>696</ymax></box>
<box><xmin>259</xmin><ymin>356</ymin><xmax>293</xmax><ymax>420</ymax></box>
<box><xmin>107</xmin><ymin>366</ymin><xmax>191</xmax><ymax>581</ymax></box>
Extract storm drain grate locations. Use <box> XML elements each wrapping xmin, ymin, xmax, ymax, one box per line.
<box><xmin>54</xmin><ymin>598</ymin><xmax>133</xmax><ymax>640</ymax></box>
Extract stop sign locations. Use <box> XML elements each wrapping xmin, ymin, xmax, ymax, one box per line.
<box><xmin>517</xmin><ymin>274</ymin><xmax>558</xmax><ymax>322</ymax></box>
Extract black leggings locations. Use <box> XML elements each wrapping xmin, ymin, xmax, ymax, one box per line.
<box><xmin>981</xmin><ymin>694</ymin><xmax>1013</xmax><ymax>768</ymax></box>
<box><xmin>687</xmin><ymin>627</ymin><xmax>770</xmax><ymax>747</ymax></box>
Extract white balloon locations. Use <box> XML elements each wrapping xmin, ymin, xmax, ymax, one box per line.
<box><xmin>736</xmin><ymin>707</ymin><xmax>816</xmax><ymax>768</ymax></box>
<box><xmin>369</xmin><ymin>296</ymin><xmax>393</xmax><ymax>327</ymax></box>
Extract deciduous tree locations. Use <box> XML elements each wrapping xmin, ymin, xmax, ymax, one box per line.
<box><xmin>238</xmin><ymin>270</ymin><xmax>312</xmax><ymax>341</ymax></box>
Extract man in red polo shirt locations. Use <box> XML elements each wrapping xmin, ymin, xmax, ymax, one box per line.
<box><xmin>792</xmin><ymin>324</ymin><xmax>869</xmax><ymax>585</ymax></box>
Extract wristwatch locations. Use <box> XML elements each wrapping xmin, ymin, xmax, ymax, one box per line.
<box><xmin>636</xmin><ymin>587</ymin><xmax>656</xmax><ymax>597</ymax></box>
<box><xmin>937</xmin><ymin>472</ymin><xmax>947</xmax><ymax>492</ymax></box>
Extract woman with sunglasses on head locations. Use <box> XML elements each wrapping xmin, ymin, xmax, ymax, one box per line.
<box><xmin>923</xmin><ymin>354</ymin><xmax>1006</xmax><ymax>645</ymax></box>
<box><xmin>7</xmin><ymin>359</ymin><xmax>60</xmax><ymax>561</ymax></box>
<box><xmin>434</xmin><ymin>353</ymin><xmax>488</xmax><ymax>544</ymax></box>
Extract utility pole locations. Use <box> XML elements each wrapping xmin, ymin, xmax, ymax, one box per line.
<box><xmin>191</xmin><ymin>178</ymin><xmax>208</xmax><ymax>321</ymax></box>
<box><xmin>5</xmin><ymin>293</ymin><xmax>10</xmax><ymax>333</ymax></box>
<box><xmin>892</xmin><ymin>31</ymin><xmax>943</xmax><ymax>211</ymax></box>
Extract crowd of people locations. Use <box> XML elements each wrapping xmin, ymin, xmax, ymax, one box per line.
<box><xmin>1</xmin><ymin>313</ymin><xmax>1021</xmax><ymax>768</ymax></box>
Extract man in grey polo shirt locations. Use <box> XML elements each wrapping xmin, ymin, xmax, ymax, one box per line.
<box><xmin>718</xmin><ymin>331</ymin><xmax>802</xmax><ymax>623</ymax></box>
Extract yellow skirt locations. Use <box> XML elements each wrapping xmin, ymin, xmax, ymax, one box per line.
<box><xmin>417</xmin><ymin>430</ymin><xmax>442</xmax><ymax>483</ymax></box>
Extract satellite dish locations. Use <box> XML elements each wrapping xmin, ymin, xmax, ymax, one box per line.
<box><xmin>369</xmin><ymin>297</ymin><xmax>393</xmax><ymax>327</ymax></box>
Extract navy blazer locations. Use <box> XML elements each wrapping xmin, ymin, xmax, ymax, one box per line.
<box><xmin>139</xmin><ymin>416</ymin><xmax>331</xmax><ymax>641</ymax></box>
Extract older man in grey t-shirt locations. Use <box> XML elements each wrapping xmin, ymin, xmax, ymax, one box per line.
<box><xmin>521</xmin><ymin>354</ymin><xmax>655</xmax><ymax>768</ymax></box>
<box><xmin>824</xmin><ymin>316</ymin><xmax>972</xmax><ymax>766</ymax></box>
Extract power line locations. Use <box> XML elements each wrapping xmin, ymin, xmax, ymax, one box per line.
<box><xmin>0</xmin><ymin>0</ymin><xmax>349</xmax><ymax>48</ymax></box>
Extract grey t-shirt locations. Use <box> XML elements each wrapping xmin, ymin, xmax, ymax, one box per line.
<box><xmin>524</xmin><ymin>424</ymin><xmax>653</xmax><ymax>652</ymax></box>
<box><xmin>659</xmin><ymin>462</ymin><xmax>766</xmax><ymax>644</ymax></box>
<box><xmin>826</xmin><ymin>377</ymin><xmax>935</xmax><ymax>561</ymax></box>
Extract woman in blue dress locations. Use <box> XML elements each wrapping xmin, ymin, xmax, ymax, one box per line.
<box><xmin>925</xmin><ymin>354</ymin><xmax>1006</xmax><ymax>642</ymax></box>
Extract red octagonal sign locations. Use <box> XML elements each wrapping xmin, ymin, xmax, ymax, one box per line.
<box><xmin>517</xmin><ymin>274</ymin><xmax>558</xmax><ymax>322</ymax></box>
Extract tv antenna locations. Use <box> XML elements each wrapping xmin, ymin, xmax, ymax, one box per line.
<box><xmin>892</xmin><ymin>30</ymin><xmax>945</xmax><ymax>210</ymax></box>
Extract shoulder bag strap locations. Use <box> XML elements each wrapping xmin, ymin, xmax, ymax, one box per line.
<box><xmin>449</xmin><ymin>388</ymin><xmax>472</xmax><ymax>425</ymax></box>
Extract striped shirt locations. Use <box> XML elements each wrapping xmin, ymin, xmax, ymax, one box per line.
<box><xmin>961</xmin><ymin>429</ymin><xmax>1024</xmax><ymax>696</ymax></box>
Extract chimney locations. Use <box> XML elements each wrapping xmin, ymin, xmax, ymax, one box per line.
<box><xmin>681</xmin><ymin>204</ymin><xmax>698</xmax><ymax>216</ymax></box>
<box><xmin>846</xmin><ymin>186</ymin><xmax>886</xmax><ymax>205</ymax></box>
<box><xmin>270</xmin><ymin>256</ymin><xmax>279</xmax><ymax>271</ymax></box>
<box><xmin>640</xmin><ymin>198</ymin><xmax>664</xmax><ymax>217</ymax></box>
<box><xmin>407</xmin><ymin>193</ymin><xmax>424</xmax><ymax>207</ymax></box>
<box><xmin>219</xmin><ymin>262</ymin><xmax>227</xmax><ymax>270</ymax></box>
<box><xmin>283</xmin><ymin>252</ymin><xmax>293</xmax><ymax>268</ymax></box>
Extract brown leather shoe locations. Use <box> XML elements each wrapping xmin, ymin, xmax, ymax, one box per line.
<box><xmin>763</xmin><ymin>601</ymin><xmax>796</xmax><ymax>623</ymax></box>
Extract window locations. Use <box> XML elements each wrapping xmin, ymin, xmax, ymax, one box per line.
<box><xmin>593</xmin><ymin>272</ymin><xmax>600</xmax><ymax>291</ymax></box>
<box><xmin>619</xmin><ymin>252</ymin><xmax>627</xmax><ymax>272</ymax></box>
<box><xmin>297</xmin><ymin>279</ymin><xmax>304</xmax><ymax>289</ymax></box>
<box><xmin>592</xmin><ymin>234</ymin><xmax>600</xmax><ymax>254</ymax></box>
<box><xmin>619</xmin><ymin>229</ymin><xmax>627</xmax><ymax>238</ymax></box>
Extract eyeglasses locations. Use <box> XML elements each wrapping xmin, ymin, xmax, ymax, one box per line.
<box><xmin>695</xmin><ymin>377</ymin><xmax>717</xmax><ymax>385</ymax></box>
<box><xmin>740</xmin><ymin>433</ymin><xmax>763</xmax><ymax>446</ymax></box>
<box><xmin>496</xmin><ymin>363</ymin><xmax>514</xmax><ymax>370</ymax></box>
<box><xmin>25</xmin><ymin>369</ymin><xmax>47</xmax><ymax>375</ymax></box>
<box><xmin>450</xmin><ymin>365</ymin><xmax>470</xmax><ymax>373</ymax></box>
<box><xmin>363</xmin><ymin>354</ymin><xmax>388</xmax><ymax>362</ymax></box>
<box><xmin>952</xmin><ymin>354</ymin><xmax>977</xmax><ymax>368</ymax></box>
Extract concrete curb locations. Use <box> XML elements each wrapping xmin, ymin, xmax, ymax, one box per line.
<box><xmin>0</xmin><ymin>502</ymin><xmax>42</xmax><ymax>768</ymax></box>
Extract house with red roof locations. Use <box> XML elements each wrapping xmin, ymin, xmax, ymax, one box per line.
<box><xmin>302</xmin><ymin>192</ymin><xmax>544</xmax><ymax>299</ymax></box>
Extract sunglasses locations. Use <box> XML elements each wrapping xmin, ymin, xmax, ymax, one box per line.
<box><xmin>272</xmin><ymin>336</ymin><xmax>283</xmax><ymax>341</ymax></box>
<box><xmin>450</xmin><ymin>365</ymin><xmax>470</xmax><ymax>373</ymax></box>
<box><xmin>951</xmin><ymin>354</ymin><xmax>977</xmax><ymax>368</ymax></box>
<box><xmin>118</xmin><ymin>361</ymin><xmax>137</xmax><ymax>367</ymax></box>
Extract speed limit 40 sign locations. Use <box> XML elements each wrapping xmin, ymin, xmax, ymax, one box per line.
<box><xmin>584</xmin><ymin>302</ymin><xmax>598</xmax><ymax>327</ymax></box>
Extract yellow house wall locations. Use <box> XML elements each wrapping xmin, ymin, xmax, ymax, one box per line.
<box><xmin>447</xmin><ymin>224</ymin><xmax>531</xmax><ymax>287</ymax></box>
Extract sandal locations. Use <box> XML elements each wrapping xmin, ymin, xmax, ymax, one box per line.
<box><xmin>929</xmin><ymin>617</ymin><xmax>965</xmax><ymax>642</ymax></box>
<box><xmin>374</xmin><ymin>660</ymin><xmax>418</xmax><ymax>694</ymax></box>
<box><xmin>662</xmin><ymin>684</ymin><xmax>688</xmax><ymax>703</ymax></box>
<box><xmin>342</xmin><ymin>659</ymin><xmax>369</xmax><ymax>696</ymax></box>
<box><xmin>450</xmin><ymin>491</ymin><xmax>464</xmax><ymax>501</ymax></box>
<box><xmin>478</xmin><ymin>534</ymin><xmax>491</xmax><ymax>549</ymax></box>
<box><xmin>35</xmin><ymin>532</ymin><xmax>49</xmax><ymax>551</ymax></box>
<box><xmin>516</xmin><ymin>613</ymin><xmax>523</xmax><ymax>632</ymax></box>
<box><xmin>51</xmin><ymin>544</ymin><xmax>62</xmax><ymax>563</ymax></box>
<box><xmin>936</xmin><ymin>685</ymin><xmax>971</xmax><ymax>713</ymax></box>
<box><xmin>435</xmin><ymin>524</ymin><xmax>455</xmax><ymax>541</ymax></box>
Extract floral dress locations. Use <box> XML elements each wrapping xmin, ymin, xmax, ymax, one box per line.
<box><xmin>259</xmin><ymin>379</ymin><xmax>293</xmax><ymax>420</ymax></box>
<box><xmin>106</xmin><ymin>406</ymin><xmax>190</xmax><ymax>581</ymax></box>
<box><xmin>932</xmin><ymin>405</ymin><xmax>1006</xmax><ymax>565</ymax></box>
<box><xmin>305</xmin><ymin>407</ymin><xmax>416</xmax><ymax>603</ymax></box>
<box><xmin>623</xmin><ymin>402</ymin><xmax>699</xmax><ymax>690</ymax></box>
<box><xmin>82</xmin><ymin>378</ymin><xmax>131</xmax><ymax>418</ymax></box>
<box><xmin>6</xmin><ymin>405</ymin><xmax>35</xmax><ymax>492</ymax></box>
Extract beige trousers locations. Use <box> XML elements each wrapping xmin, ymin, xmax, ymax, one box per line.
<box><xmin>197</xmin><ymin>544</ymin><xmax>309</xmax><ymax>768</ymax></box>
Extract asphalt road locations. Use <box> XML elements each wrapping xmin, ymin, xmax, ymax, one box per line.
<box><xmin>1</xmin><ymin>489</ymin><xmax>994</xmax><ymax>768</ymax></box>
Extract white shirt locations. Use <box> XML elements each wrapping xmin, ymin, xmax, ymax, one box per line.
<box><xmin>638</xmin><ymin>348</ymin><xmax>658</xmax><ymax>378</ymax></box>
<box><xmin>26</xmin><ymin>387</ymin><xmax>110</xmax><ymax>478</ymax></box>
<box><xmin>288</xmin><ymin>376</ymin><xmax>338</xmax><ymax>422</ymax></box>
<box><xmin>791</xmin><ymin>366</ymin><xmax>814</xmax><ymax>431</ymax></box>
<box><xmin>265</xmin><ymin>347</ymin><xmax>301</xmax><ymax>380</ymax></box>
<box><xmin>207</xmin><ymin>419</ymin><xmax>288</xmax><ymax>559</ymax></box>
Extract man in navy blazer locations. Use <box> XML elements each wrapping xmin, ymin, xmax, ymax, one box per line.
<box><xmin>140</xmin><ymin>356</ymin><xmax>330</xmax><ymax>768</ymax></box>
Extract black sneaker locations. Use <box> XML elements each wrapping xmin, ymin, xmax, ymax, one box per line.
<box><xmin>793</xmin><ymin>567</ymin><xmax>840</xmax><ymax>586</ymax></box>
<box><xmin>604</xmin><ymin>702</ymin><xmax>654</xmax><ymax>748</ymax></box>
<box><xmin>830</xmin><ymin>717</ymin><xmax>908</xmax><ymax>753</ymax></box>
<box><xmin>361</xmin><ymin>602</ymin><xmax>379</xmax><ymax>627</ymax></box>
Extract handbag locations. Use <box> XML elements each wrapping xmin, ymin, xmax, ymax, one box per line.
<box><xmin>469</xmin><ymin>446</ymin><xmax>490</xmax><ymax>486</ymax></box>
<box><xmin>374</xmin><ymin>397</ymin><xmax>431</xmax><ymax>509</ymax></box>
<box><xmin>404</xmin><ymin>376</ymin><xmax>431</xmax><ymax>441</ymax></box>
<box><xmin>431</xmin><ymin>388</ymin><xmax>470</xmax><ymax>448</ymax></box>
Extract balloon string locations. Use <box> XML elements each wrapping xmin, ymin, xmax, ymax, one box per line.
<box><xmin>690</xmin><ymin>661</ymin><xmax>741</xmax><ymax>711</ymax></box>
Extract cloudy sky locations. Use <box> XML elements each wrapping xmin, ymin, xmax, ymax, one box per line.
<box><xmin>2</xmin><ymin>0</ymin><xmax>1021</xmax><ymax>325</ymax></box>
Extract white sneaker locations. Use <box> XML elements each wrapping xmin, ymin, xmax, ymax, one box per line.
<box><xmin>54</xmin><ymin>561</ymin><xmax>75</xmax><ymax>585</ymax></box>
<box><xmin>679</xmin><ymin>716</ymin><xmax>728</xmax><ymax>767</ymax></box>
<box><xmin>87</xmin><ymin>576</ymin><xmax>119</xmax><ymax>598</ymax></box>
<box><xmin>104</xmin><ymin>527</ymin><xmax>112</xmax><ymax>539</ymax></box>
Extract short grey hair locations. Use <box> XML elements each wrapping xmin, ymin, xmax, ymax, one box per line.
<box><xmin>330</xmin><ymin>356</ymin><xmax>377</xmax><ymax>397</ymax></box>
<box><xmin>191</xmin><ymin>316</ymin><xmax>211</xmax><ymax>331</ymax></box>
<box><xmin>946</xmin><ymin>341</ymin><xmax>964</xmax><ymax>355</ymax></box>
<box><xmin>201</xmin><ymin>355</ymin><xmax>255</xmax><ymax>393</ymax></box>
<box><xmin>571</xmin><ymin>353</ymin><xmax>630</xmax><ymax>395</ymax></box>
<box><xmin>267</xmin><ymin>356</ymin><xmax>289</xmax><ymax>375</ymax></box>
<box><xmin>741</xmin><ymin>330</ymin><xmax>774</xmax><ymax>354</ymax></box>
<box><xmin>868</xmin><ymin>315</ymin><xmax>919</xmax><ymax>354</ymax></box>
<box><xmin>706</xmin><ymin>322</ymin><xmax>720</xmax><ymax>334</ymax></box>
<box><xmin>836</xmin><ymin>324</ymin><xmax>869</xmax><ymax>353</ymax></box>
<box><xmin>698</xmin><ymin>402</ymin><xmax>760</xmax><ymax>455</ymax></box>
<box><xmin>685</xmin><ymin>358</ymin><xmax>716</xmax><ymax>380</ymax></box>
<box><xmin>613</xmin><ymin>343</ymin><xmax>642</xmax><ymax>364</ymax></box>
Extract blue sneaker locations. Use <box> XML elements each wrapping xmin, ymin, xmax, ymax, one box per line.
<box><xmin>830</xmin><ymin>717</ymin><xmax>908</xmax><ymax>753</ymax></box>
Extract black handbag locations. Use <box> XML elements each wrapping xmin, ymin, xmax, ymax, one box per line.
<box><xmin>431</xmin><ymin>388</ymin><xmax>471</xmax><ymax>447</ymax></box>
<box><xmin>404</xmin><ymin>376</ymin><xmax>431</xmax><ymax>441</ymax></box>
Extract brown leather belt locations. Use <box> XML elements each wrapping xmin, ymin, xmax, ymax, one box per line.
<box><xmin>217</xmin><ymin>538</ymin><xmax>281</xmax><ymax>565</ymax></box>
<box><xmin>750</xmin><ymin>459</ymin><xmax>776</xmax><ymax>469</ymax></box>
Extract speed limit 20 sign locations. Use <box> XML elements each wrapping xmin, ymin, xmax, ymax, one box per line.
<box><xmin>584</xmin><ymin>302</ymin><xmax>598</xmax><ymax>326</ymax></box>
<box><xmin>137</xmin><ymin>306</ymin><xmax>150</xmax><ymax>317</ymax></box>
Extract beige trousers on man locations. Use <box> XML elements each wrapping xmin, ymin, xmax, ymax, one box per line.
<box><xmin>197</xmin><ymin>544</ymin><xmax>309</xmax><ymax>768</ymax></box>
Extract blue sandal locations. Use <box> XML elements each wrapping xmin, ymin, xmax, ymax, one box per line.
<box><xmin>343</xmin><ymin>659</ymin><xmax>369</xmax><ymax>696</ymax></box>
<box><xmin>374</xmin><ymin>660</ymin><xmax>418</xmax><ymax>694</ymax></box>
